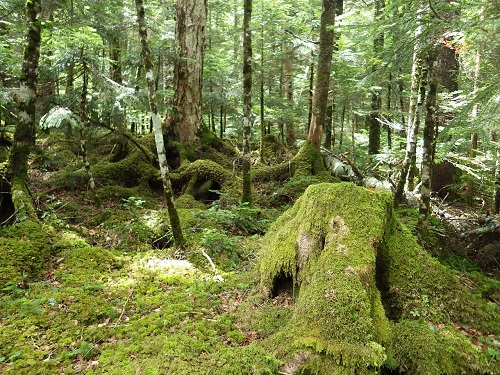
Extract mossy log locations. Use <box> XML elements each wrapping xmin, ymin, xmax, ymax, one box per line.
<box><xmin>259</xmin><ymin>182</ymin><xmax>498</xmax><ymax>374</ymax></box>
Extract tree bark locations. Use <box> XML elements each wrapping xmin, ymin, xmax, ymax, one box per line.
<box><xmin>259</xmin><ymin>22</ymin><xmax>265</xmax><ymax>163</ymax></box>
<box><xmin>78</xmin><ymin>57</ymin><xmax>95</xmax><ymax>190</ymax></box>
<box><xmin>109</xmin><ymin>35</ymin><xmax>123</xmax><ymax>84</ymax></box>
<box><xmin>242</xmin><ymin>0</ymin><xmax>253</xmax><ymax>203</ymax></box>
<box><xmin>307</xmin><ymin>0</ymin><xmax>336</xmax><ymax>149</ymax></box>
<box><xmin>307</xmin><ymin>55</ymin><xmax>314</xmax><ymax>133</ymax></box>
<box><xmin>368</xmin><ymin>0</ymin><xmax>384</xmax><ymax>155</ymax></box>
<box><xmin>135</xmin><ymin>0</ymin><xmax>185</xmax><ymax>248</ymax></box>
<box><xmin>419</xmin><ymin>56</ymin><xmax>437</xmax><ymax>218</ymax></box>
<box><xmin>172</xmin><ymin>0</ymin><xmax>207</xmax><ymax>144</ymax></box>
<box><xmin>2</xmin><ymin>0</ymin><xmax>42</xmax><ymax>223</ymax></box>
<box><xmin>466</xmin><ymin>8</ymin><xmax>483</xmax><ymax>205</ymax></box>
<box><xmin>394</xmin><ymin>6</ymin><xmax>424</xmax><ymax>205</ymax></box>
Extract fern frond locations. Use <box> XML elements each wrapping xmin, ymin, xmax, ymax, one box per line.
<box><xmin>39</xmin><ymin>106</ymin><xmax>80</xmax><ymax>130</ymax></box>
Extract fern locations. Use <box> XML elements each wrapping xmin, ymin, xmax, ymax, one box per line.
<box><xmin>39</xmin><ymin>106</ymin><xmax>80</xmax><ymax>130</ymax></box>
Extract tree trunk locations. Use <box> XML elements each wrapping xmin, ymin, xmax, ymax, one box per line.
<box><xmin>283</xmin><ymin>42</ymin><xmax>296</xmax><ymax>146</ymax></box>
<box><xmin>172</xmin><ymin>0</ymin><xmax>207</xmax><ymax>144</ymax></box>
<box><xmin>109</xmin><ymin>35</ymin><xmax>123</xmax><ymax>84</ymax></box>
<box><xmin>242</xmin><ymin>0</ymin><xmax>252</xmax><ymax>203</ymax></box>
<box><xmin>135</xmin><ymin>0</ymin><xmax>185</xmax><ymax>248</ymax></box>
<box><xmin>395</xmin><ymin>68</ymin><xmax>406</xmax><ymax>141</ymax></box>
<box><xmin>79</xmin><ymin>58</ymin><xmax>95</xmax><ymax>190</ymax></box>
<box><xmin>2</xmin><ymin>0</ymin><xmax>42</xmax><ymax>223</ymax></box>
<box><xmin>493</xmin><ymin>132</ymin><xmax>500</xmax><ymax>214</ymax></box>
<box><xmin>259</xmin><ymin>22</ymin><xmax>265</xmax><ymax>163</ymax></box>
<box><xmin>307</xmin><ymin>54</ymin><xmax>314</xmax><ymax>133</ymax></box>
<box><xmin>419</xmin><ymin>55</ymin><xmax>437</xmax><ymax>219</ymax></box>
<box><xmin>307</xmin><ymin>0</ymin><xmax>336</xmax><ymax>149</ymax></box>
<box><xmin>394</xmin><ymin>6</ymin><xmax>424</xmax><ymax>205</ymax></box>
<box><xmin>368</xmin><ymin>0</ymin><xmax>384</xmax><ymax>155</ymax></box>
<box><xmin>339</xmin><ymin>104</ymin><xmax>345</xmax><ymax>151</ymax></box>
<box><xmin>323</xmin><ymin>99</ymin><xmax>334</xmax><ymax>150</ymax></box>
<box><xmin>387</xmin><ymin>72</ymin><xmax>392</xmax><ymax>149</ymax></box>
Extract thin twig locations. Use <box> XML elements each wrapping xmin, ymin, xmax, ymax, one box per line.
<box><xmin>116</xmin><ymin>289</ymin><xmax>134</xmax><ymax>324</ymax></box>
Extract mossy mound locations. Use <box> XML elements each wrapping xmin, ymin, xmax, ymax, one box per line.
<box><xmin>261</xmin><ymin>134</ymin><xmax>288</xmax><ymax>163</ymax></box>
<box><xmin>92</xmin><ymin>151</ymin><xmax>159</xmax><ymax>188</ymax></box>
<box><xmin>258</xmin><ymin>182</ymin><xmax>498</xmax><ymax>374</ymax></box>
<box><xmin>171</xmin><ymin>159</ymin><xmax>241</xmax><ymax>202</ymax></box>
<box><xmin>253</xmin><ymin>141</ymin><xmax>332</xmax><ymax>183</ymax></box>
<box><xmin>0</xmin><ymin>220</ymin><xmax>56</xmax><ymax>290</ymax></box>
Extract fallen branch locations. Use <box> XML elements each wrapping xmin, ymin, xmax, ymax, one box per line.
<box><xmin>200</xmin><ymin>248</ymin><xmax>224</xmax><ymax>282</ymax></box>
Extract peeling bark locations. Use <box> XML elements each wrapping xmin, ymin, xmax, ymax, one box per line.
<box><xmin>172</xmin><ymin>0</ymin><xmax>207</xmax><ymax>144</ymax></box>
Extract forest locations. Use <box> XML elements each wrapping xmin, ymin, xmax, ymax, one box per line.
<box><xmin>0</xmin><ymin>0</ymin><xmax>499</xmax><ymax>373</ymax></box>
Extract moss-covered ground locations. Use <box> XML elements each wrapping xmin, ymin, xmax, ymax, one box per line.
<box><xmin>1</xmin><ymin>134</ymin><xmax>498</xmax><ymax>374</ymax></box>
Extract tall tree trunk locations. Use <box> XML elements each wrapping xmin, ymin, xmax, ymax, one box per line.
<box><xmin>323</xmin><ymin>99</ymin><xmax>334</xmax><ymax>150</ymax></box>
<box><xmin>395</xmin><ymin>68</ymin><xmax>406</xmax><ymax>141</ymax></box>
<box><xmin>307</xmin><ymin>55</ymin><xmax>314</xmax><ymax>133</ymax></box>
<box><xmin>339</xmin><ymin>104</ymin><xmax>345</xmax><ymax>151</ymax></box>
<box><xmin>394</xmin><ymin>6</ymin><xmax>424</xmax><ymax>205</ymax></box>
<box><xmin>135</xmin><ymin>0</ymin><xmax>185</xmax><ymax>248</ymax></box>
<box><xmin>368</xmin><ymin>0</ymin><xmax>384</xmax><ymax>155</ymax></box>
<box><xmin>259</xmin><ymin>21</ymin><xmax>265</xmax><ymax>163</ymax></box>
<box><xmin>419</xmin><ymin>55</ymin><xmax>437</xmax><ymax>218</ymax></box>
<box><xmin>242</xmin><ymin>0</ymin><xmax>253</xmax><ymax>203</ymax></box>
<box><xmin>2</xmin><ymin>0</ymin><xmax>42</xmax><ymax>223</ymax></box>
<box><xmin>387</xmin><ymin>72</ymin><xmax>392</xmax><ymax>149</ymax></box>
<box><xmin>308</xmin><ymin>0</ymin><xmax>336</xmax><ymax>148</ymax></box>
<box><xmin>172</xmin><ymin>0</ymin><xmax>207</xmax><ymax>144</ymax></box>
<box><xmin>283</xmin><ymin>42</ymin><xmax>296</xmax><ymax>146</ymax></box>
<box><xmin>109</xmin><ymin>35</ymin><xmax>123</xmax><ymax>84</ymax></box>
<box><xmin>78</xmin><ymin>58</ymin><xmax>95</xmax><ymax>190</ymax></box>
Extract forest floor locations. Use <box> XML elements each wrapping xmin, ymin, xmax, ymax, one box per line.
<box><xmin>0</xmin><ymin>133</ymin><xmax>499</xmax><ymax>374</ymax></box>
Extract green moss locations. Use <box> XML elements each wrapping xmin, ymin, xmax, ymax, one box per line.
<box><xmin>392</xmin><ymin>320</ymin><xmax>494</xmax><ymax>375</ymax></box>
<box><xmin>383</xmin><ymin>217</ymin><xmax>499</xmax><ymax>334</ymax></box>
<box><xmin>253</xmin><ymin>142</ymin><xmax>335</xmax><ymax>184</ymax></box>
<box><xmin>175</xmin><ymin>193</ymin><xmax>206</xmax><ymax>209</ymax></box>
<box><xmin>92</xmin><ymin>151</ymin><xmax>159</xmax><ymax>187</ymax></box>
<box><xmin>258</xmin><ymin>182</ymin><xmax>498</xmax><ymax>373</ymax></box>
<box><xmin>0</xmin><ymin>220</ymin><xmax>55</xmax><ymax>290</ymax></box>
<box><xmin>259</xmin><ymin>183</ymin><xmax>392</xmax><ymax>371</ymax></box>
<box><xmin>171</xmin><ymin>159</ymin><xmax>241</xmax><ymax>200</ymax></box>
<box><xmin>290</xmin><ymin>142</ymin><xmax>325</xmax><ymax>177</ymax></box>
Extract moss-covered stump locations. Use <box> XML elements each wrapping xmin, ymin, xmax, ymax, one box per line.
<box><xmin>170</xmin><ymin>159</ymin><xmax>241</xmax><ymax>202</ymax></box>
<box><xmin>258</xmin><ymin>182</ymin><xmax>498</xmax><ymax>374</ymax></box>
